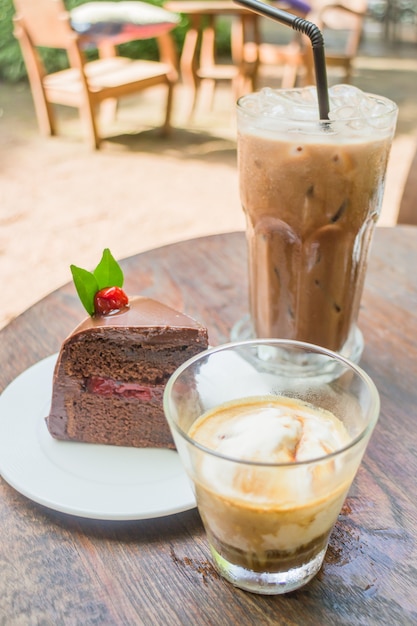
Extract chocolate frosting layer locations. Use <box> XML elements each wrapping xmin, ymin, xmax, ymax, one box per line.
<box><xmin>71</xmin><ymin>296</ymin><xmax>206</xmax><ymax>333</ymax></box>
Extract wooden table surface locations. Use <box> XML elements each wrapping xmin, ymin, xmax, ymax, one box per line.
<box><xmin>1</xmin><ymin>228</ymin><xmax>417</xmax><ymax>625</ymax></box>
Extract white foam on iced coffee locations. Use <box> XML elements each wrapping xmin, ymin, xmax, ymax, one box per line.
<box><xmin>190</xmin><ymin>397</ymin><xmax>351</xmax><ymax>506</ymax></box>
<box><xmin>240</xmin><ymin>84</ymin><xmax>396</xmax><ymax>138</ymax></box>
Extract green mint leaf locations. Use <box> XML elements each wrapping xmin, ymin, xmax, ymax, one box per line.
<box><xmin>70</xmin><ymin>265</ymin><xmax>99</xmax><ymax>316</ymax></box>
<box><xmin>93</xmin><ymin>248</ymin><xmax>124</xmax><ymax>290</ymax></box>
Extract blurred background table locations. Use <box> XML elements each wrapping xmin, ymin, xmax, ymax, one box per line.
<box><xmin>164</xmin><ymin>0</ymin><xmax>262</xmax><ymax>116</ymax></box>
<box><xmin>162</xmin><ymin>0</ymin><xmax>368</xmax><ymax>117</ymax></box>
<box><xmin>1</xmin><ymin>227</ymin><xmax>416</xmax><ymax>624</ymax></box>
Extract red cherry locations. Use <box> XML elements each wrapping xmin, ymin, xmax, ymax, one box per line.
<box><xmin>94</xmin><ymin>286</ymin><xmax>129</xmax><ymax>315</ymax></box>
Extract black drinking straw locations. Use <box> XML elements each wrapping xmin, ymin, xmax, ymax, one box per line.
<box><xmin>234</xmin><ymin>0</ymin><xmax>330</xmax><ymax>120</ymax></box>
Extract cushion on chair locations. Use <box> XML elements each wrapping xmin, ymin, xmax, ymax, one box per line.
<box><xmin>71</xmin><ymin>1</ymin><xmax>180</xmax><ymax>45</ymax></box>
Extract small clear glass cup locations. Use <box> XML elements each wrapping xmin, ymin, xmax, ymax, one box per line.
<box><xmin>163</xmin><ymin>339</ymin><xmax>379</xmax><ymax>595</ymax></box>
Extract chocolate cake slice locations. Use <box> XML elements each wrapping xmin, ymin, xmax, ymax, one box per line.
<box><xmin>46</xmin><ymin>296</ymin><xmax>208</xmax><ymax>448</ymax></box>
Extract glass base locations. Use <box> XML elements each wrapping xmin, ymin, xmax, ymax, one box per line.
<box><xmin>210</xmin><ymin>545</ymin><xmax>326</xmax><ymax>595</ymax></box>
<box><xmin>230</xmin><ymin>315</ymin><xmax>364</xmax><ymax>382</ymax></box>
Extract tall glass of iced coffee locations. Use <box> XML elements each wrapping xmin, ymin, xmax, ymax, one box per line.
<box><xmin>164</xmin><ymin>339</ymin><xmax>380</xmax><ymax>594</ymax></box>
<box><xmin>235</xmin><ymin>85</ymin><xmax>397</xmax><ymax>363</ymax></box>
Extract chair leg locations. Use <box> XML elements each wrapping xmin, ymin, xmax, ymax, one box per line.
<box><xmin>345</xmin><ymin>61</ymin><xmax>353</xmax><ymax>83</ymax></box>
<box><xmin>177</xmin><ymin>17</ymin><xmax>200</xmax><ymax>120</ymax></box>
<box><xmin>79</xmin><ymin>100</ymin><xmax>101</xmax><ymax>149</ymax></box>
<box><xmin>97</xmin><ymin>43</ymin><xmax>119</xmax><ymax>123</ymax></box>
<box><xmin>99</xmin><ymin>98</ymin><xmax>119</xmax><ymax>124</ymax></box>
<box><xmin>281</xmin><ymin>63</ymin><xmax>299</xmax><ymax>89</ymax></box>
<box><xmin>198</xmin><ymin>78</ymin><xmax>216</xmax><ymax>112</ymax></box>
<box><xmin>13</xmin><ymin>20</ymin><xmax>57</xmax><ymax>137</ymax></box>
<box><xmin>31</xmin><ymin>87</ymin><xmax>57</xmax><ymax>137</ymax></box>
<box><xmin>162</xmin><ymin>81</ymin><xmax>174</xmax><ymax>135</ymax></box>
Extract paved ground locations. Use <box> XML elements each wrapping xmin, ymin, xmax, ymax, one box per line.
<box><xmin>1</xmin><ymin>21</ymin><xmax>416</xmax><ymax>330</ymax></box>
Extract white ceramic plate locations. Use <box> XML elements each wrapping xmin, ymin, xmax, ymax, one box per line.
<box><xmin>0</xmin><ymin>354</ymin><xmax>196</xmax><ymax>520</ymax></box>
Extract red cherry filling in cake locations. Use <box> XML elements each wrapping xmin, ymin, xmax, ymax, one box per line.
<box><xmin>85</xmin><ymin>376</ymin><xmax>162</xmax><ymax>402</ymax></box>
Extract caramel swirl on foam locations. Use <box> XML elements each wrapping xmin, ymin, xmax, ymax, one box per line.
<box><xmin>190</xmin><ymin>396</ymin><xmax>350</xmax><ymax>463</ymax></box>
<box><xmin>189</xmin><ymin>396</ymin><xmax>351</xmax><ymax>506</ymax></box>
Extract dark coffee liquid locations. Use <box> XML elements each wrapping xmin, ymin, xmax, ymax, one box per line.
<box><xmin>206</xmin><ymin>527</ymin><xmax>330</xmax><ymax>572</ymax></box>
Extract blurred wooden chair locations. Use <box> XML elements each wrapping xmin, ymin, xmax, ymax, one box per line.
<box><xmin>243</xmin><ymin>34</ymin><xmax>306</xmax><ymax>89</ymax></box>
<box><xmin>12</xmin><ymin>0</ymin><xmax>178</xmax><ymax>149</ymax></box>
<box><xmin>248</xmin><ymin>1</ymin><xmax>366</xmax><ymax>88</ymax></box>
<box><xmin>307</xmin><ymin>1</ymin><xmax>366</xmax><ymax>84</ymax></box>
<box><xmin>164</xmin><ymin>1</ymin><xmax>261</xmax><ymax>118</ymax></box>
<box><xmin>197</xmin><ymin>12</ymin><xmax>260</xmax><ymax>111</ymax></box>
<box><xmin>242</xmin><ymin>0</ymin><xmax>309</xmax><ymax>89</ymax></box>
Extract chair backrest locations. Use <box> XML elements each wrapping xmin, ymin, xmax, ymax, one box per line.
<box><xmin>13</xmin><ymin>0</ymin><xmax>78</xmax><ymax>50</ymax></box>
<box><xmin>310</xmin><ymin>1</ymin><xmax>366</xmax><ymax>58</ymax></box>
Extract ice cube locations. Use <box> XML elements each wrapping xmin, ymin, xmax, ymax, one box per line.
<box><xmin>329</xmin><ymin>105</ymin><xmax>357</xmax><ymax>121</ymax></box>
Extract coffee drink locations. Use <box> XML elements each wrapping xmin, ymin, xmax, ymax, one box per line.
<box><xmin>189</xmin><ymin>395</ymin><xmax>353</xmax><ymax>572</ymax></box>
<box><xmin>237</xmin><ymin>85</ymin><xmax>397</xmax><ymax>354</ymax></box>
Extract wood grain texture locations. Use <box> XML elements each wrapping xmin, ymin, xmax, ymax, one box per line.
<box><xmin>1</xmin><ymin>228</ymin><xmax>416</xmax><ymax>625</ymax></box>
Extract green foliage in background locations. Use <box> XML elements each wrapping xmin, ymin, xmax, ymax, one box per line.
<box><xmin>0</xmin><ymin>0</ymin><xmax>231</xmax><ymax>83</ymax></box>
<box><xmin>0</xmin><ymin>0</ymin><xmax>21</xmax><ymax>80</ymax></box>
